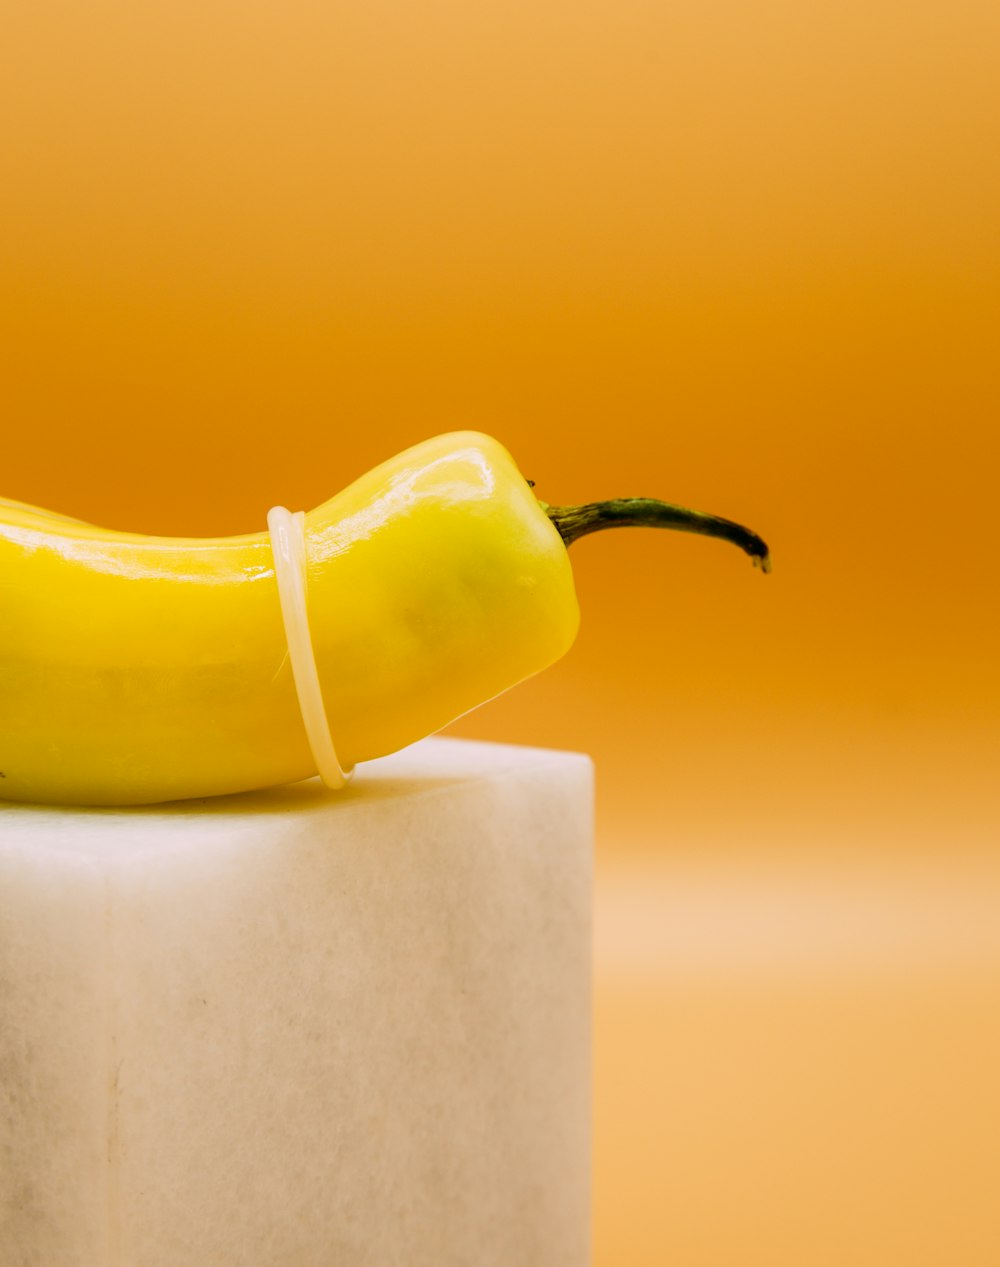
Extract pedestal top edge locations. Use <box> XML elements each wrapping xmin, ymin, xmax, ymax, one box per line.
<box><xmin>0</xmin><ymin>737</ymin><xmax>593</xmax><ymax>841</ymax></box>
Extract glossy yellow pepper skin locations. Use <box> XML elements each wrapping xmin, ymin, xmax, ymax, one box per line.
<box><xmin>0</xmin><ymin>433</ymin><xmax>579</xmax><ymax>806</ymax></box>
<box><xmin>2</xmin><ymin>430</ymin><xmax>773</xmax><ymax>808</ymax></box>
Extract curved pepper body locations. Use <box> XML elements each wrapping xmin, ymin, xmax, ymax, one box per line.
<box><xmin>0</xmin><ymin>433</ymin><xmax>579</xmax><ymax>805</ymax></box>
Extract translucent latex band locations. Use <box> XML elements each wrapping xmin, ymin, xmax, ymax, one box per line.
<box><xmin>267</xmin><ymin>506</ymin><xmax>353</xmax><ymax>789</ymax></box>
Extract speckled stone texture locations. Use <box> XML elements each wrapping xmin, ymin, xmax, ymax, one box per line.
<box><xmin>0</xmin><ymin>738</ymin><xmax>592</xmax><ymax>1267</ymax></box>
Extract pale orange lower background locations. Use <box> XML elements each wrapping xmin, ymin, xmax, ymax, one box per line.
<box><xmin>2</xmin><ymin>0</ymin><xmax>999</xmax><ymax>1260</ymax></box>
<box><xmin>592</xmin><ymin>855</ymin><xmax>1000</xmax><ymax>1265</ymax></box>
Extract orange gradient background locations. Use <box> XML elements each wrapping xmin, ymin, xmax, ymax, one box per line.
<box><xmin>2</xmin><ymin>0</ymin><xmax>998</xmax><ymax>1262</ymax></box>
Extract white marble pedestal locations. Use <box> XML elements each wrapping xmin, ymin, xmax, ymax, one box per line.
<box><xmin>0</xmin><ymin>738</ymin><xmax>592</xmax><ymax>1267</ymax></box>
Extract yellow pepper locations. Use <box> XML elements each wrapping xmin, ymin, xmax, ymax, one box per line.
<box><xmin>0</xmin><ymin>432</ymin><xmax>768</xmax><ymax>806</ymax></box>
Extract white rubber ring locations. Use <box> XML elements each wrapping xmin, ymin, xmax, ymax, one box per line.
<box><xmin>267</xmin><ymin>505</ymin><xmax>353</xmax><ymax>789</ymax></box>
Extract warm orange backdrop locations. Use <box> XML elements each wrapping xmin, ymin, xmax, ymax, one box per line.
<box><xmin>2</xmin><ymin>0</ymin><xmax>998</xmax><ymax>1261</ymax></box>
<box><xmin>3</xmin><ymin>0</ymin><xmax>998</xmax><ymax>855</ymax></box>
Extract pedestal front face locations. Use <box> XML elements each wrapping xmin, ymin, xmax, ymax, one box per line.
<box><xmin>0</xmin><ymin>738</ymin><xmax>592</xmax><ymax>1267</ymax></box>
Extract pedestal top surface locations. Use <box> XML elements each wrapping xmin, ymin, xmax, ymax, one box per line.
<box><xmin>0</xmin><ymin>736</ymin><xmax>592</xmax><ymax>853</ymax></box>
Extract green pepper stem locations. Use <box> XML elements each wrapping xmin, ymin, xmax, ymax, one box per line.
<box><xmin>543</xmin><ymin>498</ymin><xmax>771</xmax><ymax>572</ymax></box>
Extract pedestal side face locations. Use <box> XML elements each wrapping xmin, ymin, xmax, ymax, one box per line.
<box><xmin>0</xmin><ymin>845</ymin><xmax>111</xmax><ymax>1266</ymax></box>
<box><xmin>0</xmin><ymin>739</ymin><xmax>593</xmax><ymax>1267</ymax></box>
